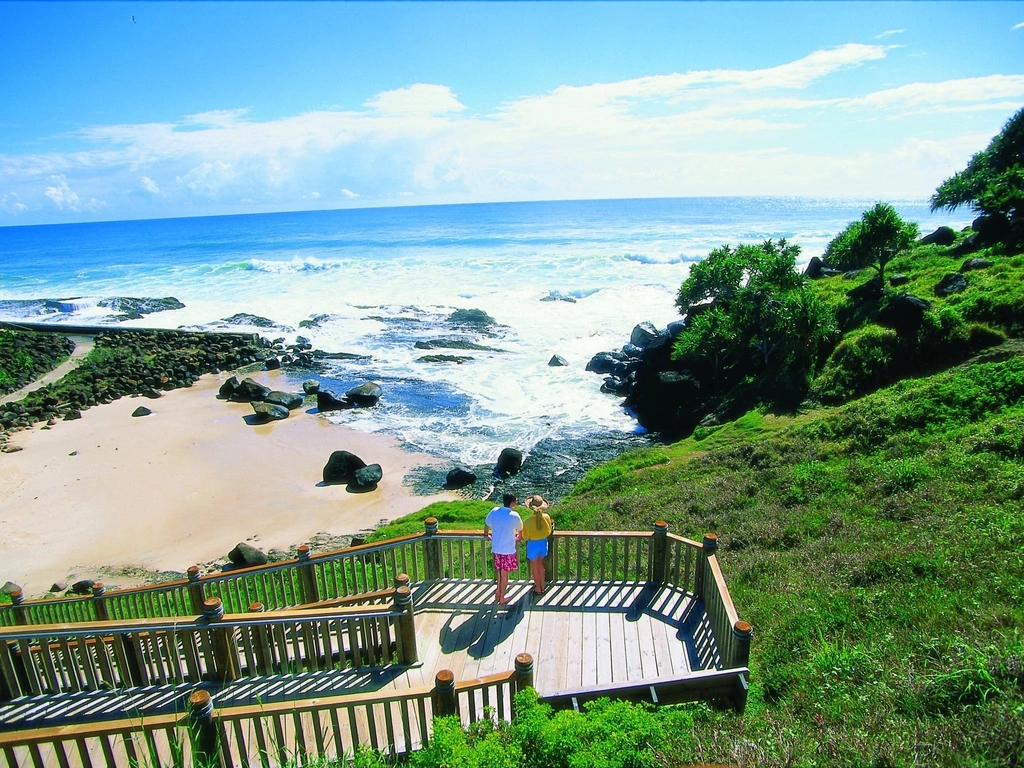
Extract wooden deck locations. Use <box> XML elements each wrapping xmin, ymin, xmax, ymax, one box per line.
<box><xmin>0</xmin><ymin>576</ymin><xmax>712</xmax><ymax>730</ymax></box>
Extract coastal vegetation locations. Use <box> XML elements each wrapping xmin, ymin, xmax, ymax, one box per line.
<box><xmin>0</xmin><ymin>329</ymin><xmax>73</xmax><ymax>396</ymax></box>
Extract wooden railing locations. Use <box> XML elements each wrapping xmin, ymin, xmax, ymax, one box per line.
<box><xmin>0</xmin><ymin>657</ymin><xmax>534</xmax><ymax>768</ymax></box>
<box><xmin>0</xmin><ymin>591</ymin><xmax>417</xmax><ymax>699</ymax></box>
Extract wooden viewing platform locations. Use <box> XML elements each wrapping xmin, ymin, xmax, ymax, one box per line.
<box><xmin>0</xmin><ymin>521</ymin><xmax>751</xmax><ymax>767</ymax></box>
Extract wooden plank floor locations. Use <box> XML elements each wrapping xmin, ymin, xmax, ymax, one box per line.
<box><xmin>0</xmin><ymin>579</ymin><xmax>707</xmax><ymax>730</ymax></box>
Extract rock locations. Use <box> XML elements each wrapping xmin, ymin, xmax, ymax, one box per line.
<box><xmin>877</xmin><ymin>294</ymin><xmax>930</xmax><ymax>335</ymax></box>
<box><xmin>228</xmin><ymin>542</ymin><xmax>268</xmax><ymax>568</ymax></box>
<box><xmin>131</xmin><ymin>406</ymin><xmax>152</xmax><ymax>417</ymax></box>
<box><xmin>624</xmin><ymin>369</ymin><xmax>703</xmax><ymax>435</ymax></box>
<box><xmin>49</xmin><ymin>581</ymin><xmax>68</xmax><ymax>593</ymax></box>
<box><xmin>218</xmin><ymin>376</ymin><xmax>240</xmax><ymax>398</ymax></box>
<box><xmin>586</xmin><ymin>352</ymin><xmax>621</xmax><ymax>374</ymax></box>
<box><xmin>220</xmin><ymin>313</ymin><xmax>279</xmax><ymax>329</ymax></box>
<box><xmin>418</xmin><ymin>354</ymin><xmax>473</xmax><ymax>364</ymax></box>
<box><xmin>302</xmin><ymin>380</ymin><xmax>320</xmax><ymax>395</ymax></box>
<box><xmin>0</xmin><ymin>581</ymin><xmax>21</xmax><ymax>596</ymax></box>
<box><xmin>973</xmin><ymin>213</ymin><xmax>1011</xmax><ymax>245</ymax></box>
<box><xmin>317</xmin><ymin>390</ymin><xmax>349</xmax><ymax>412</ymax></box>
<box><xmin>251</xmin><ymin>401</ymin><xmax>289</xmax><ymax>421</ymax></box>
<box><xmin>847</xmin><ymin>277</ymin><xmax>884</xmax><ymax>301</ymax></box>
<box><xmin>804</xmin><ymin>256</ymin><xmax>824</xmax><ymax>278</ymax></box>
<box><xmin>449</xmin><ymin>308</ymin><xmax>496</xmax><ymax>329</ymax></box>
<box><xmin>352</xmin><ymin>463</ymin><xmax>383</xmax><ymax>489</ymax></box>
<box><xmin>842</xmin><ymin>269</ymin><xmax>865</xmax><ymax>280</ymax></box>
<box><xmin>495</xmin><ymin>447</ymin><xmax>523</xmax><ymax>477</ymax></box>
<box><xmin>232</xmin><ymin>378</ymin><xmax>272</xmax><ymax>402</ymax></box>
<box><xmin>63</xmin><ymin>409</ymin><xmax>82</xmax><ymax>421</ymax></box>
<box><xmin>70</xmin><ymin>579</ymin><xmax>95</xmax><ymax>595</ymax></box>
<box><xmin>264</xmin><ymin>357</ymin><xmax>281</xmax><ymax>371</ymax></box>
<box><xmin>265</xmin><ymin>391</ymin><xmax>304</xmax><ymax>410</ymax></box>
<box><xmin>97</xmin><ymin>296</ymin><xmax>186</xmax><ymax>321</ymax></box>
<box><xmin>548</xmin><ymin>355</ymin><xmax>568</xmax><ymax>367</ymax></box>
<box><xmin>889</xmin><ymin>274</ymin><xmax>910</xmax><ymax>286</ymax></box>
<box><xmin>960</xmin><ymin>258</ymin><xmax>993</xmax><ymax>273</ymax></box>
<box><xmin>323</xmin><ymin>450</ymin><xmax>367</xmax><ymax>484</ymax></box>
<box><xmin>1</xmin><ymin>444</ymin><xmax>23</xmax><ymax>453</ymax></box>
<box><xmin>666</xmin><ymin>320</ymin><xmax>687</xmax><ymax>339</ymax></box>
<box><xmin>346</xmin><ymin>382</ymin><xmax>383</xmax><ymax>407</ymax></box>
<box><xmin>601</xmin><ymin>375</ymin><xmax>631</xmax><ymax>396</ymax></box>
<box><xmin>143</xmin><ymin>389</ymin><xmax>162</xmax><ymax>399</ymax></box>
<box><xmin>920</xmin><ymin>226</ymin><xmax>956</xmax><ymax>247</ymax></box>
<box><xmin>951</xmin><ymin>232</ymin><xmax>981</xmax><ymax>256</ymax></box>
<box><xmin>445</xmin><ymin>466</ymin><xmax>477</xmax><ymax>488</ymax></box>
<box><xmin>935</xmin><ymin>273</ymin><xmax>968</xmax><ymax>297</ymax></box>
<box><xmin>630</xmin><ymin>322</ymin><xmax>660</xmax><ymax>349</ymax></box>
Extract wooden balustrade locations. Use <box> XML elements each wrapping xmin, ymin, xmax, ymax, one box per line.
<box><xmin>0</xmin><ymin>599</ymin><xmax>410</xmax><ymax>700</ymax></box>
<box><xmin>0</xmin><ymin>658</ymin><xmax>534</xmax><ymax>768</ymax></box>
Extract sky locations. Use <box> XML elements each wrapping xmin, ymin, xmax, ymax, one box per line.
<box><xmin>0</xmin><ymin>1</ymin><xmax>1022</xmax><ymax>226</ymax></box>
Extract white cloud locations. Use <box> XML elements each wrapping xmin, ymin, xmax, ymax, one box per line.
<box><xmin>0</xmin><ymin>192</ymin><xmax>27</xmax><ymax>213</ymax></box>
<box><xmin>876</xmin><ymin>29</ymin><xmax>905</xmax><ymax>39</ymax></box>
<box><xmin>1013</xmin><ymin>22</ymin><xmax>1024</xmax><ymax>31</ymax></box>
<box><xmin>176</xmin><ymin>161</ymin><xmax>235</xmax><ymax>196</ymax></box>
<box><xmin>140</xmin><ymin>176</ymin><xmax>160</xmax><ymax>194</ymax></box>
<box><xmin>842</xmin><ymin>74</ymin><xmax>1024</xmax><ymax>112</ymax></box>
<box><xmin>365</xmin><ymin>84</ymin><xmax>466</xmax><ymax>116</ymax></box>
<box><xmin>340</xmin><ymin>188</ymin><xmax>359</xmax><ymax>198</ymax></box>
<box><xmin>44</xmin><ymin>175</ymin><xmax>81</xmax><ymax>211</ymax></box>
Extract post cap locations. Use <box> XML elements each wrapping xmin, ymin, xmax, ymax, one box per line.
<box><xmin>187</xmin><ymin>566</ymin><xmax>201</xmax><ymax>582</ymax></box>
<box><xmin>248</xmin><ymin>602</ymin><xmax>264</xmax><ymax>613</ymax></box>
<box><xmin>702</xmin><ymin>532</ymin><xmax>719</xmax><ymax>551</ymax></box>
<box><xmin>424</xmin><ymin>517</ymin><xmax>438</xmax><ymax>535</ymax></box>
<box><xmin>395</xmin><ymin>585</ymin><xmax>412</xmax><ymax>606</ymax></box>
<box><xmin>188</xmin><ymin>689</ymin><xmax>214</xmax><ymax>719</ymax></box>
<box><xmin>297</xmin><ymin>544</ymin><xmax>311</xmax><ymax>561</ymax></box>
<box><xmin>91</xmin><ymin>582</ymin><xmax>106</xmax><ymax>596</ymax></box>
<box><xmin>733</xmin><ymin>620</ymin><xmax>753</xmax><ymax>638</ymax></box>
<box><xmin>515</xmin><ymin>652</ymin><xmax>534</xmax><ymax>672</ymax></box>
<box><xmin>653</xmin><ymin>520</ymin><xmax>669</xmax><ymax>533</ymax></box>
<box><xmin>10</xmin><ymin>588</ymin><xmax>24</xmax><ymax>605</ymax></box>
<box><xmin>202</xmin><ymin>597</ymin><xmax>224</xmax><ymax>621</ymax></box>
<box><xmin>435</xmin><ymin>669</ymin><xmax>455</xmax><ymax>688</ymax></box>
<box><xmin>394</xmin><ymin>572</ymin><xmax>410</xmax><ymax>589</ymax></box>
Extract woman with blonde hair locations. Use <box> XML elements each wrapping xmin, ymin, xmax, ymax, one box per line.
<box><xmin>522</xmin><ymin>494</ymin><xmax>553</xmax><ymax>596</ymax></box>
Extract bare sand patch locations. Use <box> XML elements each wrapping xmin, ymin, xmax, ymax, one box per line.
<box><xmin>0</xmin><ymin>370</ymin><xmax>455</xmax><ymax>596</ymax></box>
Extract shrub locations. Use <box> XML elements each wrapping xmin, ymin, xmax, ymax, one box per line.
<box><xmin>810</xmin><ymin>325</ymin><xmax>900</xmax><ymax>404</ymax></box>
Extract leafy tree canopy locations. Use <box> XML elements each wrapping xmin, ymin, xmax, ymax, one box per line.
<box><xmin>822</xmin><ymin>202</ymin><xmax>918</xmax><ymax>283</ymax></box>
<box><xmin>931</xmin><ymin>106</ymin><xmax>1024</xmax><ymax>242</ymax></box>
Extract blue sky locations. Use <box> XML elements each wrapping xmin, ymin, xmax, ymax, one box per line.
<box><xmin>1</xmin><ymin>1</ymin><xmax>1022</xmax><ymax>225</ymax></box>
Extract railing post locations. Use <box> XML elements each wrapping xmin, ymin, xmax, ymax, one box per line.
<box><xmin>731</xmin><ymin>620</ymin><xmax>752</xmax><ymax>713</ymax></box>
<box><xmin>91</xmin><ymin>583</ymin><xmax>109</xmax><ymax>621</ymax></box>
<box><xmin>187</xmin><ymin>566</ymin><xmax>206</xmax><ymax>614</ymax></box>
<box><xmin>514</xmin><ymin>652</ymin><xmax>534</xmax><ymax>692</ymax></box>
<box><xmin>248</xmin><ymin>602</ymin><xmax>269</xmax><ymax>674</ymax></box>
<box><xmin>649</xmin><ymin>521</ymin><xmax>669</xmax><ymax>585</ymax></box>
<box><xmin>297</xmin><ymin>545</ymin><xmax>320</xmax><ymax>604</ymax></box>
<box><xmin>394</xmin><ymin>584</ymin><xmax>418</xmax><ymax>665</ymax></box>
<box><xmin>188</xmin><ymin>688</ymin><xmax>225</xmax><ymax>768</ymax></box>
<box><xmin>203</xmin><ymin>598</ymin><xmax>239</xmax><ymax>682</ymax></box>
<box><xmin>694</xmin><ymin>532</ymin><xmax>718</xmax><ymax>600</ymax></box>
<box><xmin>432</xmin><ymin>669</ymin><xmax>458</xmax><ymax>717</ymax></box>
<box><xmin>9</xmin><ymin>590</ymin><xmax>27</xmax><ymax>626</ymax></box>
<box><xmin>423</xmin><ymin>518</ymin><xmax>442</xmax><ymax>581</ymax></box>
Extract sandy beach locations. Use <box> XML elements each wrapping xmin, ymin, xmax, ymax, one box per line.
<box><xmin>0</xmin><ymin>369</ymin><xmax>455</xmax><ymax>597</ymax></box>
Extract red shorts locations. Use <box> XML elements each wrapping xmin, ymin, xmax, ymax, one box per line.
<box><xmin>493</xmin><ymin>552</ymin><xmax>519</xmax><ymax>572</ymax></box>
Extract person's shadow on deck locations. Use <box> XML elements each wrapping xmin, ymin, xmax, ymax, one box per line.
<box><xmin>438</xmin><ymin>599</ymin><xmax>526</xmax><ymax>659</ymax></box>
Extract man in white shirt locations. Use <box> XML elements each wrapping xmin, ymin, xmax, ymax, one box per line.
<box><xmin>484</xmin><ymin>492</ymin><xmax>523</xmax><ymax>605</ymax></box>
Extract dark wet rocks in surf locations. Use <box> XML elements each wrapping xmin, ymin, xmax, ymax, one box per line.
<box><xmin>323</xmin><ymin>450</ymin><xmax>367</xmax><ymax>485</ymax></box>
<box><xmin>265</xmin><ymin>391</ymin><xmax>304</xmax><ymax>410</ymax></box>
<box><xmin>445</xmin><ymin>466</ymin><xmax>477</xmax><ymax>489</ymax></box>
<box><xmin>495</xmin><ymin>447</ymin><xmax>523</xmax><ymax>477</ymax></box>
<box><xmin>251</xmin><ymin>401</ymin><xmax>289</xmax><ymax>421</ymax></box>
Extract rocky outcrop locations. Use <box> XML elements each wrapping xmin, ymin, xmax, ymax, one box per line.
<box><xmin>352</xmin><ymin>464</ymin><xmax>383</xmax><ymax>489</ymax></box>
<box><xmin>323</xmin><ymin>450</ymin><xmax>367</xmax><ymax>485</ymax></box>
<box><xmin>265</xmin><ymin>391</ymin><xmax>304</xmax><ymax>410</ymax></box>
<box><xmin>920</xmin><ymin>226</ymin><xmax>956</xmax><ymax>247</ymax></box>
<box><xmin>345</xmin><ymin>382</ymin><xmax>383</xmax><ymax>406</ymax></box>
<box><xmin>302</xmin><ymin>380</ymin><xmax>320</xmax><ymax>394</ymax></box>
<box><xmin>445</xmin><ymin>466</ymin><xmax>477</xmax><ymax>488</ymax></box>
<box><xmin>877</xmin><ymin>294</ymin><xmax>930</xmax><ymax>336</ymax></box>
<box><xmin>935</xmin><ymin>273</ymin><xmax>968</xmax><ymax>297</ymax></box>
<box><xmin>495</xmin><ymin>447</ymin><xmax>523</xmax><ymax>477</ymax></box>
<box><xmin>251</xmin><ymin>401</ymin><xmax>289</xmax><ymax>421</ymax></box>
<box><xmin>317</xmin><ymin>390</ymin><xmax>348</xmax><ymax>412</ymax></box>
<box><xmin>960</xmin><ymin>258</ymin><xmax>993</xmax><ymax>273</ymax></box>
<box><xmin>548</xmin><ymin>355</ymin><xmax>568</xmax><ymax>367</ymax></box>
<box><xmin>228</xmin><ymin>542</ymin><xmax>268</xmax><ymax>568</ymax></box>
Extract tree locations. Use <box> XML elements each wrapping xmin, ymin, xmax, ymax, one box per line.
<box><xmin>822</xmin><ymin>203</ymin><xmax>918</xmax><ymax>285</ymax></box>
<box><xmin>673</xmin><ymin>239</ymin><xmax>837</xmax><ymax>403</ymax></box>
<box><xmin>932</xmin><ymin>107</ymin><xmax>1024</xmax><ymax>245</ymax></box>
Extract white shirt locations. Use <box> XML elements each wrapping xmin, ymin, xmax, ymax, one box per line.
<box><xmin>485</xmin><ymin>506</ymin><xmax>523</xmax><ymax>555</ymax></box>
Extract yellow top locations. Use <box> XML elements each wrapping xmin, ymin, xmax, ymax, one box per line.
<box><xmin>522</xmin><ymin>512</ymin><xmax>553</xmax><ymax>541</ymax></box>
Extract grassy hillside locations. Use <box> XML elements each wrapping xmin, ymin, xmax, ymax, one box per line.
<box><xmin>373</xmin><ymin>343</ymin><xmax>1024</xmax><ymax>766</ymax></box>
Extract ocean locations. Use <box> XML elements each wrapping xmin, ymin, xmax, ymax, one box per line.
<box><xmin>0</xmin><ymin>197</ymin><xmax>971</xmax><ymax>467</ymax></box>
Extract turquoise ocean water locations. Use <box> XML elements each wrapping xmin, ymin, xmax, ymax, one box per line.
<box><xmin>0</xmin><ymin>198</ymin><xmax>970</xmax><ymax>463</ymax></box>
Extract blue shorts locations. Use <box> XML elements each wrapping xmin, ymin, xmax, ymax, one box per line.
<box><xmin>526</xmin><ymin>539</ymin><xmax>548</xmax><ymax>560</ymax></box>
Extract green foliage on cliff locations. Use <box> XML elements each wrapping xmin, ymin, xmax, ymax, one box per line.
<box><xmin>932</xmin><ymin>106</ymin><xmax>1024</xmax><ymax>244</ymax></box>
<box><xmin>822</xmin><ymin>202</ymin><xmax>919</xmax><ymax>284</ymax></box>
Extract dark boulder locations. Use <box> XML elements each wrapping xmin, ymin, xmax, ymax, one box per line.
<box><xmin>624</xmin><ymin>369</ymin><xmax>702</xmax><ymax>434</ymax></box>
<box><xmin>804</xmin><ymin>256</ymin><xmax>824</xmax><ymax>278</ymax></box>
<box><xmin>346</xmin><ymin>382</ymin><xmax>383</xmax><ymax>407</ymax></box>
<box><xmin>445</xmin><ymin>466</ymin><xmax>477</xmax><ymax>488</ymax></box>
<box><xmin>251</xmin><ymin>401</ymin><xmax>289</xmax><ymax>421</ymax></box>
<box><xmin>951</xmin><ymin>233</ymin><xmax>981</xmax><ymax>256</ymax></box>
<box><xmin>265</xmin><ymin>391</ymin><xmax>304</xmax><ymax>410</ymax></box>
<box><xmin>302</xmin><ymin>379</ymin><xmax>320</xmax><ymax>395</ymax></box>
<box><xmin>70</xmin><ymin>579</ymin><xmax>95</xmax><ymax>595</ymax></box>
<box><xmin>264</xmin><ymin>357</ymin><xmax>281</xmax><ymax>371</ymax></box>
<box><xmin>548</xmin><ymin>355</ymin><xmax>568</xmax><ymax>367</ymax></box>
<box><xmin>920</xmin><ymin>226</ymin><xmax>956</xmax><ymax>247</ymax></box>
<box><xmin>586</xmin><ymin>352</ymin><xmax>620</xmax><ymax>375</ymax></box>
<box><xmin>323</xmin><ymin>450</ymin><xmax>367</xmax><ymax>484</ymax></box>
<box><xmin>601</xmin><ymin>376</ymin><xmax>631</xmax><ymax>395</ymax></box>
<box><xmin>935</xmin><ymin>273</ymin><xmax>968</xmax><ymax>297</ymax></box>
<box><xmin>352</xmin><ymin>463</ymin><xmax>383</xmax><ymax>489</ymax></box>
<box><xmin>889</xmin><ymin>274</ymin><xmax>910</xmax><ymax>287</ymax></box>
<box><xmin>131</xmin><ymin>406</ymin><xmax>152</xmax><ymax>417</ymax></box>
<box><xmin>666</xmin><ymin>320</ymin><xmax>687</xmax><ymax>339</ymax></box>
<box><xmin>973</xmin><ymin>213</ymin><xmax>1011</xmax><ymax>246</ymax></box>
<box><xmin>847</xmin><ymin>277</ymin><xmax>884</xmax><ymax>301</ymax></box>
<box><xmin>877</xmin><ymin>294</ymin><xmax>930</xmax><ymax>336</ymax></box>
<box><xmin>317</xmin><ymin>390</ymin><xmax>349</xmax><ymax>412</ymax></box>
<box><xmin>495</xmin><ymin>447</ymin><xmax>524</xmax><ymax>477</ymax></box>
<box><xmin>232</xmin><ymin>378</ymin><xmax>272</xmax><ymax>402</ymax></box>
<box><xmin>449</xmin><ymin>308</ymin><xmax>496</xmax><ymax>329</ymax></box>
<box><xmin>960</xmin><ymin>258</ymin><xmax>993</xmax><ymax>273</ymax></box>
<box><xmin>630</xmin><ymin>322</ymin><xmax>660</xmax><ymax>349</ymax></box>
<box><xmin>228</xmin><ymin>542</ymin><xmax>268</xmax><ymax>568</ymax></box>
<box><xmin>63</xmin><ymin>409</ymin><xmax>82</xmax><ymax>421</ymax></box>
<box><xmin>218</xmin><ymin>376</ymin><xmax>240</xmax><ymax>399</ymax></box>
